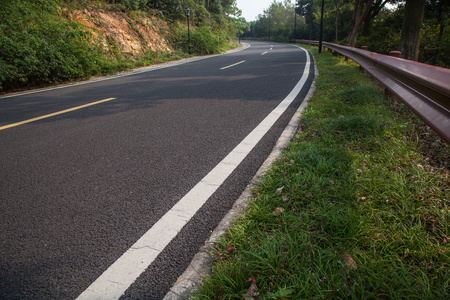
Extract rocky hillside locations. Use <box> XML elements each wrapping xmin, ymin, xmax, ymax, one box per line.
<box><xmin>68</xmin><ymin>8</ymin><xmax>172</xmax><ymax>56</ymax></box>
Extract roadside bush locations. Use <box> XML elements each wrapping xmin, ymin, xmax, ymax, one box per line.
<box><xmin>0</xmin><ymin>0</ymin><xmax>239</xmax><ymax>93</ymax></box>
<box><xmin>0</xmin><ymin>0</ymin><xmax>109</xmax><ymax>91</ymax></box>
<box><xmin>112</xmin><ymin>0</ymin><xmax>148</xmax><ymax>10</ymax></box>
<box><xmin>170</xmin><ymin>24</ymin><xmax>225</xmax><ymax>55</ymax></box>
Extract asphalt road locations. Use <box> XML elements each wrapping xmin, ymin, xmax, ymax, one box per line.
<box><xmin>0</xmin><ymin>41</ymin><xmax>315</xmax><ymax>299</ymax></box>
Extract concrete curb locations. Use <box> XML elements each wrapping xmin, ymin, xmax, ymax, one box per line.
<box><xmin>163</xmin><ymin>51</ymin><xmax>318</xmax><ymax>300</ymax></box>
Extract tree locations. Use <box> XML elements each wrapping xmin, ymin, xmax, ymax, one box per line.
<box><xmin>347</xmin><ymin>0</ymin><xmax>391</xmax><ymax>46</ymax></box>
<box><xmin>347</xmin><ymin>0</ymin><xmax>371</xmax><ymax>46</ymax></box>
<box><xmin>297</xmin><ymin>0</ymin><xmax>315</xmax><ymax>39</ymax></box>
<box><xmin>423</xmin><ymin>0</ymin><xmax>449</xmax><ymax>65</ymax></box>
<box><xmin>362</xmin><ymin>0</ymin><xmax>394</xmax><ymax>35</ymax></box>
<box><xmin>333</xmin><ymin>0</ymin><xmax>343</xmax><ymax>42</ymax></box>
<box><xmin>399</xmin><ymin>0</ymin><xmax>426</xmax><ymax>61</ymax></box>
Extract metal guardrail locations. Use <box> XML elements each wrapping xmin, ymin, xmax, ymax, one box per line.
<box><xmin>295</xmin><ymin>39</ymin><xmax>450</xmax><ymax>144</ymax></box>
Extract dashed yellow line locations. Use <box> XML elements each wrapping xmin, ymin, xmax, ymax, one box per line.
<box><xmin>220</xmin><ymin>60</ymin><xmax>246</xmax><ymax>70</ymax></box>
<box><xmin>261</xmin><ymin>51</ymin><xmax>268</xmax><ymax>55</ymax></box>
<box><xmin>0</xmin><ymin>97</ymin><xmax>117</xmax><ymax>131</ymax></box>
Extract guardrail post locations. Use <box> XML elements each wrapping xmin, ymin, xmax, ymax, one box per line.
<box><xmin>345</xmin><ymin>44</ymin><xmax>350</xmax><ymax>61</ymax></box>
<box><xmin>389</xmin><ymin>50</ymin><xmax>401</xmax><ymax>58</ymax></box>
<box><xmin>385</xmin><ymin>51</ymin><xmax>402</xmax><ymax>98</ymax></box>
<box><xmin>359</xmin><ymin>46</ymin><xmax>368</xmax><ymax>70</ymax></box>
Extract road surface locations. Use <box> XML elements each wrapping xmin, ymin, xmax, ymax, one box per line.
<box><xmin>0</xmin><ymin>41</ymin><xmax>315</xmax><ymax>299</ymax></box>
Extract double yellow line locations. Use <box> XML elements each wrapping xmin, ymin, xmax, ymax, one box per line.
<box><xmin>0</xmin><ymin>97</ymin><xmax>116</xmax><ymax>131</ymax></box>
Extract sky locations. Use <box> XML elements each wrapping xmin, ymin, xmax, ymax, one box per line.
<box><xmin>235</xmin><ymin>0</ymin><xmax>275</xmax><ymax>22</ymax></box>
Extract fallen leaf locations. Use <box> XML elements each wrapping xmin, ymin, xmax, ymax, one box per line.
<box><xmin>329</xmin><ymin>180</ymin><xmax>335</xmax><ymax>185</ymax></box>
<box><xmin>375</xmin><ymin>233</ymin><xmax>386</xmax><ymax>240</ymax></box>
<box><xmin>343</xmin><ymin>252</ymin><xmax>357</xmax><ymax>270</ymax></box>
<box><xmin>273</xmin><ymin>207</ymin><xmax>284</xmax><ymax>216</ymax></box>
<box><xmin>282</xmin><ymin>195</ymin><xmax>289</xmax><ymax>202</ymax></box>
<box><xmin>225</xmin><ymin>244</ymin><xmax>236</xmax><ymax>254</ymax></box>
<box><xmin>245</xmin><ymin>282</ymin><xmax>259</xmax><ymax>298</ymax></box>
<box><xmin>276</xmin><ymin>186</ymin><xmax>284</xmax><ymax>194</ymax></box>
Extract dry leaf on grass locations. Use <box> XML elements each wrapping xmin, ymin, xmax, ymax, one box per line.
<box><xmin>343</xmin><ymin>251</ymin><xmax>358</xmax><ymax>270</ymax></box>
<box><xmin>273</xmin><ymin>207</ymin><xmax>284</xmax><ymax>216</ymax></box>
<box><xmin>225</xmin><ymin>243</ymin><xmax>236</xmax><ymax>254</ymax></box>
<box><xmin>276</xmin><ymin>186</ymin><xmax>284</xmax><ymax>194</ymax></box>
<box><xmin>244</xmin><ymin>282</ymin><xmax>259</xmax><ymax>298</ymax></box>
<box><xmin>375</xmin><ymin>233</ymin><xmax>387</xmax><ymax>240</ymax></box>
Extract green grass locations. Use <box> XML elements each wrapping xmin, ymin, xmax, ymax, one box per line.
<box><xmin>193</xmin><ymin>45</ymin><xmax>450</xmax><ymax>299</ymax></box>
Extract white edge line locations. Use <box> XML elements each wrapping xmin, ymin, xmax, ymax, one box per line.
<box><xmin>76</xmin><ymin>45</ymin><xmax>311</xmax><ymax>300</ymax></box>
<box><xmin>0</xmin><ymin>43</ymin><xmax>251</xmax><ymax>100</ymax></box>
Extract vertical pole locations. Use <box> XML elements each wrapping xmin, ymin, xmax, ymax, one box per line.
<box><xmin>319</xmin><ymin>0</ymin><xmax>324</xmax><ymax>53</ymax></box>
<box><xmin>188</xmin><ymin>14</ymin><xmax>191</xmax><ymax>55</ymax></box>
<box><xmin>294</xmin><ymin>10</ymin><xmax>297</xmax><ymax>42</ymax></box>
<box><xmin>186</xmin><ymin>8</ymin><xmax>191</xmax><ymax>55</ymax></box>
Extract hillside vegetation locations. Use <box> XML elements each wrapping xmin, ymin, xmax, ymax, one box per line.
<box><xmin>0</xmin><ymin>0</ymin><xmax>243</xmax><ymax>93</ymax></box>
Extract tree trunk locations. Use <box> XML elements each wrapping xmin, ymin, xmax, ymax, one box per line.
<box><xmin>347</xmin><ymin>0</ymin><xmax>372</xmax><ymax>47</ymax></box>
<box><xmin>335</xmin><ymin>9</ymin><xmax>339</xmax><ymax>42</ymax></box>
<box><xmin>362</xmin><ymin>0</ymin><xmax>389</xmax><ymax>36</ymax></box>
<box><xmin>399</xmin><ymin>0</ymin><xmax>426</xmax><ymax>61</ymax></box>
<box><xmin>334</xmin><ymin>0</ymin><xmax>340</xmax><ymax>43</ymax></box>
<box><xmin>308</xmin><ymin>19</ymin><xmax>313</xmax><ymax>40</ymax></box>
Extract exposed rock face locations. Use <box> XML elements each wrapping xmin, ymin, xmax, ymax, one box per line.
<box><xmin>69</xmin><ymin>8</ymin><xmax>173</xmax><ymax>56</ymax></box>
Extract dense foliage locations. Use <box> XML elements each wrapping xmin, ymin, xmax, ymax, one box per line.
<box><xmin>242</xmin><ymin>0</ymin><xmax>449</xmax><ymax>68</ymax></box>
<box><xmin>0</xmin><ymin>0</ymin><xmax>243</xmax><ymax>93</ymax></box>
<box><xmin>0</xmin><ymin>0</ymin><xmax>112</xmax><ymax>91</ymax></box>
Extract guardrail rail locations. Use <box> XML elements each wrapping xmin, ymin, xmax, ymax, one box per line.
<box><xmin>295</xmin><ymin>39</ymin><xmax>450</xmax><ymax>144</ymax></box>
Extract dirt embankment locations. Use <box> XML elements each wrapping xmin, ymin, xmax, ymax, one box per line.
<box><xmin>68</xmin><ymin>8</ymin><xmax>173</xmax><ymax>56</ymax></box>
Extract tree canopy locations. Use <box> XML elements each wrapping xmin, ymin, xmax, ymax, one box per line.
<box><xmin>241</xmin><ymin>0</ymin><xmax>449</xmax><ymax>68</ymax></box>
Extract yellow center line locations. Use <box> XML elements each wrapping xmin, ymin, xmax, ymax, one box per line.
<box><xmin>261</xmin><ymin>51</ymin><xmax>268</xmax><ymax>55</ymax></box>
<box><xmin>0</xmin><ymin>97</ymin><xmax>117</xmax><ymax>131</ymax></box>
<box><xmin>220</xmin><ymin>60</ymin><xmax>246</xmax><ymax>70</ymax></box>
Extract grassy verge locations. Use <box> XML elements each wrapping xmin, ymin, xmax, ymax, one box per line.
<box><xmin>193</xmin><ymin>45</ymin><xmax>450</xmax><ymax>299</ymax></box>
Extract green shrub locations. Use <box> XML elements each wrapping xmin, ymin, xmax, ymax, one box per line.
<box><xmin>170</xmin><ymin>24</ymin><xmax>226</xmax><ymax>55</ymax></box>
<box><xmin>0</xmin><ymin>0</ymin><xmax>239</xmax><ymax>92</ymax></box>
<box><xmin>0</xmin><ymin>0</ymin><xmax>110</xmax><ymax>91</ymax></box>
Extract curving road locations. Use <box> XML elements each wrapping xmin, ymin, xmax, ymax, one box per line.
<box><xmin>0</xmin><ymin>41</ymin><xmax>315</xmax><ymax>299</ymax></box>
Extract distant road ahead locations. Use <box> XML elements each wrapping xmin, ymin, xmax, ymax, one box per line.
<box><xmin>0</xmin><ymin>41</ymin><xmax>315</xmax><ymax>299</ymax></box>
